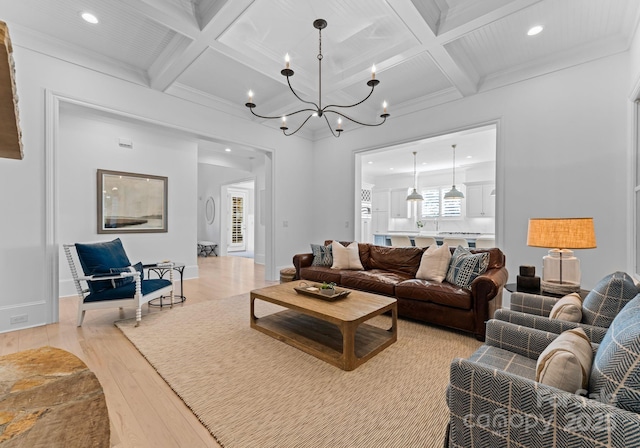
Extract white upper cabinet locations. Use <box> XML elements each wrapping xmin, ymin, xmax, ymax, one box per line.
<box><xmin>390</xmin><ymin>188</ymin><xmax>410</xmax><ymax>218</ymax></box>
<box><xmin>466</xmin><ymin>183</ymin><xmax>495</xmax><ymax>217</ymax></box>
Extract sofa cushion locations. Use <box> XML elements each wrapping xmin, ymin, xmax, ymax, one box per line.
<box><xmin>445</xmin><ymin>246</ymin><xmax>490</xmax><ymax>290</ymax></box>
<box><xmin>331</xmin><ymin>241</ymin><xmax>364</xmax><ymax>270</ymax></box>
<box><xmin>548</xmin><ymin>292</ymin><xmax>583</xmax><ymax>322</ymax></box>
<box><xmin>468</xmin><ymin>345</ymin><xmax>537</xmax><ymax>380</ymax></box>
<box><xmin>536</xmin><ymin>327</ymin><xmax>592</xmax><ymax>393</ymax></box>
<box><xmin>310</xmin><ymin>243</ymin><xmax>333</xmax><ymax>266</ymax></box>
<box><xmin>416</xmin><ymin>243</ymin><xmax>451</xmax><ymax>283</ymax></box>
<box><xmin>582</xmin><ymin>271</ymin><xmax>638</xmax><ymax>327</ymax></box>
<box><xmin>395</xmin><ymin>279</ymin><xmax>471</xmax><ymax>310</ymax></box>
<box><xmin>368</xmin><ymin>245</ymin><xmax>424</xmax><ymax>277</ymax></box>
<box><xmin>299</xmin><ymin>266</ymin><xmax>342</xmax><ymax>285</ymax></box>
<box><xmin>340</xmin><ymin>270</ymin><xmax>411</xmax><ymax>296</ymax></box>
<box><xmin>590</xmin><ymin>294</ymin><xmax>640</xmax><ymax>413</ymax></box>
<box><xmin>75</xmin><ymin>238</ymin><xmax>131</xmax><ymax>294</ymax></box>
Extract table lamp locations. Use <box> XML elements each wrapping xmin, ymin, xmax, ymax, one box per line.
<box><xmin>527</xmin><ymin>218</ymin><xmax>597</xmax><ymax>295</ymax></box>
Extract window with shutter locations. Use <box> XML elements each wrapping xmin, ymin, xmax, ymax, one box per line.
<box><xmin>420</xmin><ymin>186</ymin><xmax>462</xmax><ymax>217</ymax></box>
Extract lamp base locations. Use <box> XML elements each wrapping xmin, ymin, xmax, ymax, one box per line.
<box><xmin>541</xmin><ymin>280</ymin><xmax>580</xmax><ymax>295</ymax></box>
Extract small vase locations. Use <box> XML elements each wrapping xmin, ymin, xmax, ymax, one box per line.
<box><xmin>320</xmin><ymin>288</ymin><xmax>335</xmax><ymax>296</ymax></box>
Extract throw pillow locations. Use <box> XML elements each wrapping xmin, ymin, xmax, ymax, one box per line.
<box><xmin>310</xmin><ymin>244</ymin><xmax>333</xmax><ymax>267</ymax></box>
<box><xmin>416</xmin><ymin>243</ymin><xmax>451</xmax><ymax>283</ymax></box>
<box><xmin>445</xmin><ymin>246</ymin><xmax>490</xmax><ymax>290</ymax></box>
<box><xmin>110</xmin><ymin>262</ymin><xmax>144</xmax><ymax>288</ymax></box>
<box><xmin>582</xmin><ymin>271</ymin><xmax>638</xmax><ymax>327</ymax></box>
<box><xmin>548</xmin><ymin>292</ymin><xmax>583</xmax><ymax>322</ymax></box>
<box><xmin>331</xmin><ymin>241</ymin><xmax>364</xmax><ymax>270</ymax></box>
<box><xmin>536</xmin><ymin>327</ymin><xmax>593</xmax><ymax>393</ymax></box>
<box><xmin>590</xmin><ymin>294</ymin><xmax>640</xmax><ymax>413</ymax></box>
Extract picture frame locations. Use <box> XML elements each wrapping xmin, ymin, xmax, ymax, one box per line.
<box><xmin>97</xmin><ymin>169</ymin><xmax>168</xmax><ymax>234</ymax></box>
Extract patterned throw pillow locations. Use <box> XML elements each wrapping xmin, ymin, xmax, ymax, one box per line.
<box><xmin>590</xmin><ymin>294</ymin><xmax>640</xmax><ymax>413</ymax></box>
<box><xmin>110</xmin><ymin>262</ymin><xmax>144</xmax><ymax>288</ymax></box>
<box><xmin>582</xmin><ymin>271</ymin><xmax>638</xmax><ymax>327</ymax></box>
<box><xmin>311</xmin><ymin>244</ymin><xmax>333</xmax><ymax>267</ymax></box>
<box><xmin>445</xmin><ymin>246</ymin><xmax>490</xmax><ymax>290</ymax></box>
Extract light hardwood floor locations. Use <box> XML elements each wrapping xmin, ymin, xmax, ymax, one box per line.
<box><xmin>0</xmin><ymin>256</ymin><xmax>277</xmax><ymax>448</ymax></box>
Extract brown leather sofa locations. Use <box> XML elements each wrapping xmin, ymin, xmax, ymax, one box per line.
<box><xmin>293</xmin><ymin>241</ymin><xmax>508</xmax><ymax>340</ymax></box>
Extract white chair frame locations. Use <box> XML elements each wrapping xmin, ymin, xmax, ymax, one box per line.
<box><xmin>64</xmin><ymin>244</ymin><xmax>174</xmax><ymax>327</ymax></box>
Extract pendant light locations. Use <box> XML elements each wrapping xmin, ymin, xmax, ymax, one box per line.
<box><xmin>444</xmin><ymin>144</ymin><xmax>464</xmax><ymax>199</ymax></box>
<box><xmin>406</xmin><ymin>151</ymin><xmax>423</xmax><ymax>201</ymax></box>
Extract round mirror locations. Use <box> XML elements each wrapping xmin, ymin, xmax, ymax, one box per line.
<box><xmin>205</xmin><ymin>196</ymin><xmax>215</xmax><ymax>224</ymax></box>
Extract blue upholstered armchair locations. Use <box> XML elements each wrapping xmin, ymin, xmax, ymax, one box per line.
<box><xmin>495</xmin><ymin>271</ymin><xmax>638</xmax><ymax>343</ymax></box>
<box><xmin>446</xmin><ymin>294</ymin><xmax>640</xmax><ymax>447</ymax></box>
<box><xmin>64</xmin><ymin>238</ymin><xmax>174</xmax><ymax>326</ymax></box>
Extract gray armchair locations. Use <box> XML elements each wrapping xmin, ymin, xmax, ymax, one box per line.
<box><xmin>495</xmin><ymin>271</ymin><xmax>638</xmax><ymax>343</ymax></box>
<box><xmin>446</xmin><ymin>295</ymin><xmax>640</xmax><ymax>447</ymax></box>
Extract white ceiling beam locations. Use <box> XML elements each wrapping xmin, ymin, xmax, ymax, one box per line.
<box><xmin>387</xmin><ymin>0</ymin><xmax>478</xmax><ymax>96</ymax></box>
<box><xmin>149</xmin><ymin>0</ymin><xmax>254</xmax><ymax>92</ymax></box>
<box><xmin>122</xmin><ymin>0</ymin><xmax>200</xmax><ymax>38</ymax></box>
<box><xmin>437</xmin><ymin>0</ymin><xmax>545</xmax><ymax>44</ymax></box>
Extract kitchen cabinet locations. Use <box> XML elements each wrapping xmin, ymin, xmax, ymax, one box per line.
<box><xmin>466</xmin><ymin>183</ymin><xmax>495</xmax><ymax>217</ymax></box>
<box><xmin>372</xmin><ymin>210</ymin><xmax>389</xmax><ymax>234</ymax></box>
<box><xmin>371</xmin><ymin>189</ymin><xmax>389</xmax><ymax>212</ymax></box>
<box><xmin>390</xmin><ymin>188</ymin><xmax>410</xmax><ymax>218</ymax></box>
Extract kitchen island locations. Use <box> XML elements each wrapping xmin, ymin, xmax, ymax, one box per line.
<box><xmin>373</xmin><ymin>232</ymin><xmax>495</xmax><ymax>248</ymax></box>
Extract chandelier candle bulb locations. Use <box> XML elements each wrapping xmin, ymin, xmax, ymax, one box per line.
<box><xmin>383</xmin><ymin>101</ymin><xmax>387</xmax><ymax>114</ymax></box>
<box><xmin>285</xmin><ymin>53</ymin><xmax>290</xmax><ymax>69</ymax></box>
<box><xmin>371</xmin><ymin>64</ymin><xmax>376</xmax><ymax>80</ymax></box>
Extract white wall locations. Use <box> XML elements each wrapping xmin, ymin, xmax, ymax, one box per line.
<box><xmin>0</xmin><ymin>44</ymin><xmax>314</xmax><ymax>332</ymax></box>
<box><xmin>57</xmin><ymin>106</ymin><xmax>199</xmax><ymax>297</ymax></box>
<box><xmin>312</xmin><ymin>52</ymin><xmax>631</xmax><ymax>292</ymax></box>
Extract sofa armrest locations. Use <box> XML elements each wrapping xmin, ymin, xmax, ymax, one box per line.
<box><xmin>510</xmin><ymin>292</ymin><xmax>558</xmax><ymax>316</ymax></box>
<box><xmin>447</xmin><ymin>358</ymin><xmax>640</xmax><ymax>447</ymax></box>
<box><xmin>293</xmin><ymin>253</ymin><xmax>313</xmax><ymax>280</ymax></box>
<box><xmin>494</xmin><ymin>309</ymin><xmax>609</xmax><ymax>344</ymax></box>
<box><xmin>468</xmin><ymin>266</ymin><xmax>508</xmax><ymax>339</ymax></box>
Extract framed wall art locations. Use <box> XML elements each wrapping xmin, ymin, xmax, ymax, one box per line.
<box><xmin>97</xmin><ymin>169</ymin><xmax>168</xmax><ymax>234</ymax></box>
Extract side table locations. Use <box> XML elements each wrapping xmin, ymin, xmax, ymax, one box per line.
<box><xmin>504</xmin><ymin>283</ymin><xmax>589</xmax><ymax>299</ymax></box>
<box><xmin>144</xmin><ymin>262</ymin><xmax>186</xmax><ymax>307</ymax></box>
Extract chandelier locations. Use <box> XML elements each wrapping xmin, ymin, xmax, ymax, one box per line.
<box><xmin>244</xmin><ymin>19</ymin><xmax>390</xmax><ymax>138</ymax></box>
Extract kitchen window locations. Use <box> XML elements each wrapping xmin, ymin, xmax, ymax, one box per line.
<box><xmin>421</xmin><ymin>187</ymin><xmax>463</xmax><ymax>218</ymax></box>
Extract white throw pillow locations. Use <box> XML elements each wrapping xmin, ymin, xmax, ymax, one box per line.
<box><xmin>415</xmin><ymin>243</ymin><xmax>451</xmax><ymax>283</ymax></box>
<box><xmin>536</xmin><ymin>327</ymin><xmax>593</xmax><ymax>393</ymax></box>
<box><xmin>331</xmin><ymin>241</ymin><xmax>364</xmax><ymax>270</ymax></box>
<box><xmin>548</xmin><ymin>292</ymin><xmax>583</xmax><ymax>322</ymax></box>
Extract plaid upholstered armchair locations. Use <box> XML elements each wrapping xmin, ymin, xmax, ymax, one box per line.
<box><xmin>494</xmin><ymin>271</ymin><xmax>638</xmax><ymax>343</ymax></box>
<box><xmin>446</xmin><ymin>294</ymin><xmax>640</xmax><ymax>447</ymax></box>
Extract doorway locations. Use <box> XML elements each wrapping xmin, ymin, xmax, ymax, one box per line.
<box><xmin>221</xmin><ymin>180</ymin><xmax>256</xmax><ymax>259</ymax></box>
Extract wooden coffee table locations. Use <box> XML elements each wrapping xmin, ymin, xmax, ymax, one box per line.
<box><xmin>250</xmin><ymin>281</ymin><xmax>397</xmax><ymax>371</ymax></box>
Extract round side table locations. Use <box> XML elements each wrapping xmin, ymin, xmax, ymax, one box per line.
<box><xmin>143</xmin><ymin>262</ymin><xmax>186</xmax><ymax>307</ymax></box>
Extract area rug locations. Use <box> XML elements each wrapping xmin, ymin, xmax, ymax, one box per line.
<box><xmin>115</xmin><ymin>294</ymin><xmax>482</xmax><ymax>448</ymax></box>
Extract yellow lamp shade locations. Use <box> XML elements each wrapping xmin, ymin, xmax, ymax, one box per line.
<box><xmin>527</xmin><ymin>218</ymin><xmax>597</xmax><ymax>249</ymax></box>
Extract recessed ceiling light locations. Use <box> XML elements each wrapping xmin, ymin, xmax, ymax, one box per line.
<box><xmin>527</xmin><ymin>25</ymin><xmax>543</xmax><ymax>36</ymax></box>
<box><xmin>389</xmin><ymin>167</ymin><xmax>394</xmax><ymax>170</ymax></box>
<box><xmin>367</xmin><ymin>161</ymin><xmax>373</xmax><ymax>164</ymax></box>
<box><xmin>466</xmin><ymin>156</ymin><xmax>472</xmax><ymax>159</ymax></box>
<box><xmin>225</xmin><ymin>148</ymin><xmax>231</xmax><ymax>152</ymax></box>
<box><xmin>81</xmin><ymin>12</ymin><xmax>99</xmax><ymax>24</ymax></box>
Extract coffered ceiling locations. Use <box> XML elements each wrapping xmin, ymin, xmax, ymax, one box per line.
<box><xmin>2</xmin><ymin>0</ymin><xmax>639</xmax><ymax>143</ymax></box>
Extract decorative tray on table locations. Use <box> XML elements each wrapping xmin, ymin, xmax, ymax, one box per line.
<box><xmin>293</xmin><ymin>282</ymin><xmax>351</xmax><ymax>301</ymax></box>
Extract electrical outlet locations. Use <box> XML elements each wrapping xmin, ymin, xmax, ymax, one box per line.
<box><xmin>10</xmin><ymin>314</ymin><xmax>28</xmax><ymax>324</ymax></box>
<box><xmin>283</xmin><ymin>220</ymin><xmax>288</xmax><ymax>227</ymax></box>
<box><xmin>345</xmin><ymin>221</ymin><xmax>349</xmax><ymax>228</ymax></box>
